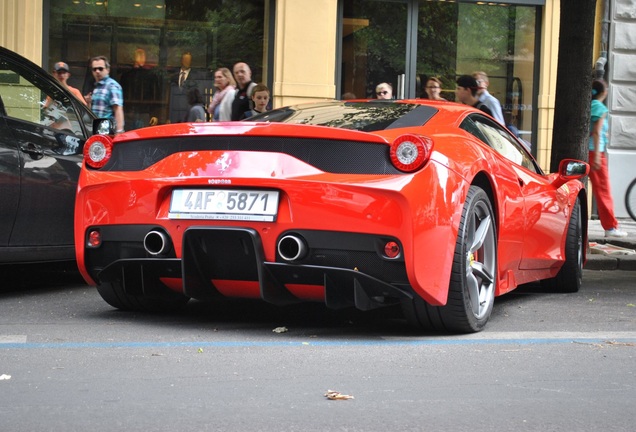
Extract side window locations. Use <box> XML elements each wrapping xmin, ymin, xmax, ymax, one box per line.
<box><xmin>0</xmin><ymin>61</ymin><xmax>84</xmax><ymax>136</ymax></box>
<box><xmin>459</xmin><ymin>117</ymin><xmax>489</xmax><ymax>143</ymax></box>
<box><xmin>471</xmin><ymin>116</ymin><xmax>539</xmax><ymax>173</ymax></box>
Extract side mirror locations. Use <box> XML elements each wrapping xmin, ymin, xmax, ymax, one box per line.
<box><xmin>553</xmin><ymin>159</ymin><xmax>589</xmax><ymax>188</ymax></box>
<box><xmin>560</xmin><ymin>159</ymin><xmax>589</xmax><ymax>177</ymax></box>
<box><xmin>93</xmin><ymin>118</ymin><xmax>115</xmax><ymax>135</ymax></box>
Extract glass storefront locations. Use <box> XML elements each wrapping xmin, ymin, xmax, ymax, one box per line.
<box><xmin>341</xmin><ymin>0</ymin><xmax>539</xmax><ymax>145</ymax></box>
<box><xmin>47</xmin><ymin>0</ymin><xmax>268</xmax><ymax>129</ymax></box>
<box><xmin>45</xmin><ymin>0</ymin><xmax>541</xmax><ymax>145</ymax></box>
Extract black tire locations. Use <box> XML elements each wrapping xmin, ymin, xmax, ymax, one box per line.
<box><xmin>541</xmin><ymin>197</ymin><xmax>583</xmax><ymax>293</ymax></box>
<box><xmin>625</xmin><ymin>178</ymin><xmax>636</xmax><ymax>222</ymax></box>
<box><xmin>403</xmin><ymin>185</ymin><xmax>497</xmax><ymax>333</ymax></box>
<box><xmin>97</xmin><ymin>280</ymin><xmax>190</xmax><ymax>313</ymax></box>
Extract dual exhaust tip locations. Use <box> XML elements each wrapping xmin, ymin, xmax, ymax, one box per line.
<box><xmin>143</xmin><ymin>230</ymin><xmax>307</xmax><ymax>262</ymax></box>
<box><xmin>277</xmin><ymin>234</ymin><xmax>307</xmax><ymax>262</ymax></box>
<box><xmin>143</xmin><ymin>230</ymin><xmax>171</xmax><ymax>256</ymax></box>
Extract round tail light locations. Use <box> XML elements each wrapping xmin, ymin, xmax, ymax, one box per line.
<box><xmin>87</xmin><ymin>229</ymin><xmax>102</xmax><ymax>248</ymax></box>
<box><xmin>83</xmin><ymin>135</ymin><xmax>114</xmax><ymax>169</ymax></box>
<box><xmin>389</xmin><ymin>134</ymin><xmax>432</xmax><ymax>172</ymax></box>
<box><xmin>384</xmin><ymin>241</ymin><xmax>400</xmax><ymax>259</ymax></box>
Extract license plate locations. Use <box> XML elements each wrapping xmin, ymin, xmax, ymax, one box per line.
<box><xmin>169</xmin><ymin>189</ymin><xmax>279</xmax><ymax>221</ymax></box>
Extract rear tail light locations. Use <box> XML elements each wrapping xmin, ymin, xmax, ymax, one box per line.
<box><xmin>87</xmin><ymin>229</ymin><xmax>101</xmax><ymax>248</ymax></box>
<box><xmin>83</xmin><ymin>135</ymin><xmax>113</xmax><ymax>169</ymax></box>
<box><xmin>389</xmin><ymin>134</ymin><xmax>433</xmax><ymax>172</ymax></box>
<box><xmin>383</xmin><ymin>241</ymin><xmax>401</xmax><ymax>259</ymax></box>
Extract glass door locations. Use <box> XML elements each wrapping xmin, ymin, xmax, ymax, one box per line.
<box><xmin>340</xmin><ymin>0</ymin><xmax>410</xmax><ymax>99</ymax></box>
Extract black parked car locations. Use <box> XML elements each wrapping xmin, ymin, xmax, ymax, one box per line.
<box><xmin>0</xmin><ymin>46</ymin><xmax>95</xmax><ymax>264</ymax></box>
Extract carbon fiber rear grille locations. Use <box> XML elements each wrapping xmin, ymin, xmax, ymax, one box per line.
<box><xmin>293</xmin><ymin>249</ymin><xmax>409</xmax><ymax>284</ymax></box>
<box><xmin>99</xmin><ymin>136</ymin><xmax>402</xmax><ymax>174</ymax></box>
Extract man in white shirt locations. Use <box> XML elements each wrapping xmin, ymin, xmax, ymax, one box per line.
<box><xmin>472</xmin><ymin>71</ymin><xmax>505</xmax><ymax>125</ymax></box>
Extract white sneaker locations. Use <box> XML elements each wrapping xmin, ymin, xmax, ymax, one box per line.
<box><xmin>605</xmin><ymin>228</ymin><xmax>628</xmax><ymax>238</ymax></box>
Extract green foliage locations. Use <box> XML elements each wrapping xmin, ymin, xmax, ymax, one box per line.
<box><xmin>204</xmin><ymin>1</ymin><xmax>265</xmax><ymax>72</ymax></box>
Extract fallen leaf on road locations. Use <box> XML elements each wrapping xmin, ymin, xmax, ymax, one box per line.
<box><xmin>325</xmin><ymin>390</ymin><xmax>354</xmax><ymax>400</ymax></box>
<box><xmin>605</xmin><ymin>340</ymin><xmax>635</xmax><ymax>347</ymax></box>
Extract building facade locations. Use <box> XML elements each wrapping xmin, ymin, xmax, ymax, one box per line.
<box><xmin>1</xmin><ymin>0</ymin><xmax>575</xmax><ymax>172</ymax></box>
<box><xmin>607</xmin><ymin>0</ymin><xmax>636</xmax><ymax>217</ymax></box>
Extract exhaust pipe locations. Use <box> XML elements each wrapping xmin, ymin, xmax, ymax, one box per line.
<box><xmin>277</xmin><ymin>234</ymin><xmax>308</xmax><ymax>262</ymax></box>
<box><xmin>143</xmin><ymin>230</ymin><xmax>171</xmax><ymax>256</ymax></box>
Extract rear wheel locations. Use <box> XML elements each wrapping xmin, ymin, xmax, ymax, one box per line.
<box><xmin>403</xmin><ymin>185</ymin><xmax>497</xmax><ymax>333</ymax></box>
<box><xmin>97</xmin><ymin>280</ymin><xmax>190</xmax><ymax>312</ymax></box>
<box><xmin>625</xmin><ymin>178</ymin><xmax>636</xmax><ymax>222</ymax></box>
<box><xmin>541</xmin><ymin>197</ymin><xmax>583</xmax><ymax>293</ymax></box>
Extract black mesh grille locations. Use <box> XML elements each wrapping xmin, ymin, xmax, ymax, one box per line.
<box><xmin>99</xmin><ymin>136</ymin><xmax>402</xmax><ymax>175</ymax></box>
<box><xmin>299</xmin><ymin>249</ymin><xmax>408</xmax><ymax>285</ymax></box>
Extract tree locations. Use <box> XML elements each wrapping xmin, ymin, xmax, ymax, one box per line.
<box><xmin>550</xmin><ymin>0</ymin><xmax>598</xmax><ymax>172</ymax></box>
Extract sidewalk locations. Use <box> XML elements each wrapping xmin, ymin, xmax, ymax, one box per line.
<box><xmin>585</xmin><ymin>218</ymin><xmax>636</xmax><ymax>271</ymax></box>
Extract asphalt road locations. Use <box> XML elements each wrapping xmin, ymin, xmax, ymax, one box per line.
<box><xmin>1</xmin><ymin>268</ymin><xmax>635</xmax><ymax>432</ymax></box>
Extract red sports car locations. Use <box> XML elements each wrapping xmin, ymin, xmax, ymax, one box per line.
<box><xmin>75</xmin><ymin>100</ymin><xmax>589</xmax><ymax>333</ymax></box>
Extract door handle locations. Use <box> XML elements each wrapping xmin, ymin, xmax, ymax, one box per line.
<box><xmin>20</xmin><ymin>142</ymin><xmax>44</xmax><ymax>160</ymax></box>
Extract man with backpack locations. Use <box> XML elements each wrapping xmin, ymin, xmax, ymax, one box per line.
<box><xmin>230</xmin><ymin>62</ymin><xmax>258</xmax><ymax>120</ymax></box>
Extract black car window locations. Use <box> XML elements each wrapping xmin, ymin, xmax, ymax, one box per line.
<box><xmin>247</xmin><ymin>102</ymin><xmax>437</xmax><ymax>132</ymax></box>
<box><xmin>0</xmin><ymin>61</ymin><xmax>84</xmax><ymax>136</ymax></box>
<box><xmin>459</xmin><ymin>117</ymin><xmax>489</xmax><ymax>143</ymax></box>
<box><xmin>462</xmin><ymin>114</ymin><xmax>540</xmax><ymax>174</ymax></box>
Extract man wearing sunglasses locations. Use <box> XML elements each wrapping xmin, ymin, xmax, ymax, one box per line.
<box><xmin>85</xmin><ymin>55</ymin><xmax>125</xmax><ymax>133</ymax></box>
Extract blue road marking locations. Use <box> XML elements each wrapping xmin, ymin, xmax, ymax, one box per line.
<box><xmin>1</xmin><ymin>337</ymin><xmax>635</xmax><ymax>350</ymax></box>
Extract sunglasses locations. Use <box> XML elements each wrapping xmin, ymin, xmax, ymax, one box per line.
<box><xmin>376</xmin><ymin>91</ymin><xmax>388</xmax><ymax>96</ymax></box>
<box><xmin>92</xmin><ymin>67</ymin><xmax>105</xmax><ymax>72</ymax></box>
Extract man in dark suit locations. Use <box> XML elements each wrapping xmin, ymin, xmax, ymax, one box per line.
<box><xmin>168</xmin><ymin>52</ymin><xmax>201</xmax><ymax>123</ymax></box>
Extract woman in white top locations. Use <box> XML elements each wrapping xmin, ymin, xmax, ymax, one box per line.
<box><xmin>208</xmin><ymin>67</ymin><xmax>236</xmax><ymax>121</ymax></box>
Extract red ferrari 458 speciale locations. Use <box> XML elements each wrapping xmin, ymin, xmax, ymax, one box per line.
<box><xmin>75</xmin><ymin>99</ymin><xmax>589</xmax><ymax>333</ymax></box>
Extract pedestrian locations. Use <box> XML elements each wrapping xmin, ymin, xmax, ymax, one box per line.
<box><xmin>455</xmin><ymin>75</ymin><xmax>493</xmax><ymax>117</ymax></box>
<box><xmin>472</xmin><ymin>71</ymin><xmax>505</xmax><ymax>125</ymax></box>
<box><xmin>375</xmin><ymin>82</ymin><xmax>393</xmax><ymax>99</ymax></box>
<box><xmin>230</xmin><ymin>62</ymin><xmax>257</xmax><ymax>121</ymax></box>
<box><xmin>241</xmin><ymin>84</ymin><xmax>270</xmax><ymax>119</ymax></box>
<box><xmin>42</xmin><ymin>61</ymin><xmax>86</xmax><ymax>129</ymax></box>
<box><xmin>588</xmin><ymin>79</ymin><xmax>627</xmax><ymax>238</ymax></box>
<box><xmin>208</xmin><ymin>67</ymin><xmax>236</xmax><ymax>121</ymax></box>
<box><xmin>424</xmin><ymin>77</ymin><xmax>445</xmax><ymax>101</ymax></box>
<box><xmin>85</xmin><ymin>55</ymin><xmax>125</xmax><ymax>133</ymax></box>
<box><xmin>51</xmin><ymin>62</ymin><xmax>86</xmax><ymax>105</ymax></box>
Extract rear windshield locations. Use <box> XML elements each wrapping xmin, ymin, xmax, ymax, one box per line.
<box><xmin>247</xmin><ymin>101</ymin><xmax>437</xmax><ymax>132</ymax></box>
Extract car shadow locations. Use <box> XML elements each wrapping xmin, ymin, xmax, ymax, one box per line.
<box><xmin>0</xmin><ymin>262</ymin><xmax>85</xmax><ymax>293</ymax></box>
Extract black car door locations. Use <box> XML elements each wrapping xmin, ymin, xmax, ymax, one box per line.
<box><xmin>0</xmin><ymin>50</ymin><xmax>93</xmax><ymax>259</ymax></box>
<box><xmin>0</xmin><ymin>92</ymin><xmax>20</xmax><ymax>247</ymax></box>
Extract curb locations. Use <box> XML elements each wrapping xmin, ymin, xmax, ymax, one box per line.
<box><xmin>585</xmin><ymin>218</ymin><xmax>636</xmax><ymax>271</ymax></box>
<box><xmin>584</xmin><ymin>254</ymin><xmax>636</xmax><ymax>271</ymax></box>
<box><xmin>585</xmin><ymin>237</ymin><xmax>636</xmax><ymax>271</ymax></box>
